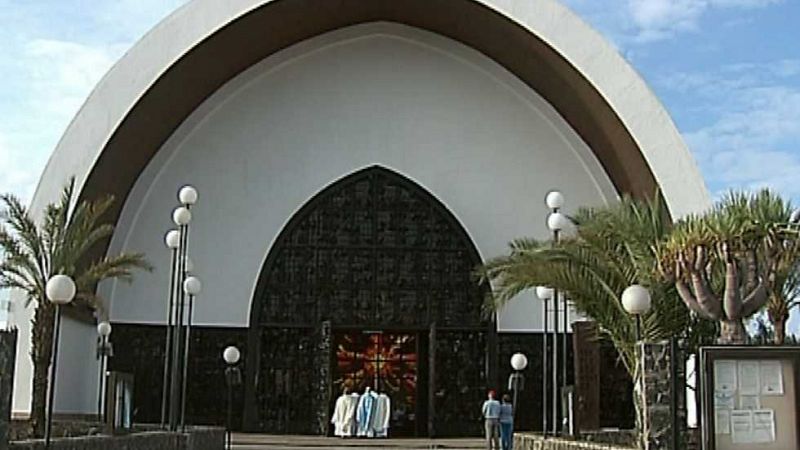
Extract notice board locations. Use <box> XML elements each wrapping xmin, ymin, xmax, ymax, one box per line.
<box><xmin>700</xmin><ymin>347</ymin><xmax>800</xmax><ymax>450</ymax></box>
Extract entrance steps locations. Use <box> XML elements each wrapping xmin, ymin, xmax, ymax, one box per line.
<box><xmin>232</xmin><ymin>433</ymin><xmax>485</xmax><ymax>449</ymax></box>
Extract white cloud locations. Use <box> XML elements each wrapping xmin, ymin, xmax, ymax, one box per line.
<box><xmin>566</xmin><ymin>0</ymin><xmax>784</xmax><ymax>44</ymax></box>
<box><xmin>671</xmin><ymin>67</ymin><xmax>800</xmax><ymax>200</ymax></box>
<box><xmin>0</xmin><ymin>132</ymin><xmax>45</xmax><ymax>202</ymax></box>
<box><xmin>0</xmin><ymin>1</ymin><xmax>185</xmax><ymax>203</ymax></box>
<box><xmin>709</xmin><ymin>0</ymin><xmax>781</xmax><ymax>6</ymax></box>
<box><xmin>627</xmin><ymin>0</ymin><xmax>707</xmax><ymax>42</ymax></box>
<box><xmin>23</xmin><ymin>39</ymin><xmax>125</xmax><ymax>120</ymax></box>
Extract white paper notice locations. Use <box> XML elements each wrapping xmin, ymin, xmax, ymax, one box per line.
<box><xmin>715</xmin><ymin>409</ymin><xmax>731</xmax><ymax>434</ymax></box>
<box><xmin>760</xmin><ymin>360</ymin><xmax>784</xmax><ymax>395</ymax></box>
<box><xmin>739</xmin><ymin>394</ymin><xmax>761</xmax><ymax>410</ymax></box>
<box><xmin>752</xmin><ymin>409</ymin><xmax>776</xmax><ymax>443</ymax></box>
<box><xmin>737</xmin><ymin>361</ymin><xmax>760</xmax><ymax>395</ymax></box>
<box><xmin>715</xmin><ymin>360</ymin><xmax>737</xmax><ymax>393</ymax></box>
<box><xmin>730</xmin><ymin>410</ymin><xmax>753</xmax><ymax>444</ymax></box>
<box><xmin>714</xmin><ymin>393</ymin><xmax>735</xmax><ymax>409</ymax></box>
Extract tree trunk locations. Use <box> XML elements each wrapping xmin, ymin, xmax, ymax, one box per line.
<box><xmin>718</xmin><ymin>319</ymin><xmax>747</xmax><ymax>345</ymax></box>
<box><xmin>29</xmin><ymin>301</ymin><xmax>54</xmax><ymax>438</ymax></box>
<box><xmin>774</xmin><ymin>317</ymin><xmax>786</xmax><ymax>346</ymax></box>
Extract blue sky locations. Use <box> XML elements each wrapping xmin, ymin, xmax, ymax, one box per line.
<box><xmin>0</xmin><ymin>0</ymin><xmax>799</xmax><ymax>332</ymax></box>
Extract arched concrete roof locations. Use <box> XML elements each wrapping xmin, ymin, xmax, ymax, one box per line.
<box><xmin>31</xmin><ymin>0</ymin><xmax>710</xmax><ymax>226</ymax></box>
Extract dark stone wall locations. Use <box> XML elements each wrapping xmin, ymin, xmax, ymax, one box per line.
<box><xmin>107</xmin><ymin>324</ymin><xmax>247</xmax><ymax>429</ymax></box>
<box><xmin>9</xmin><ymin>427</ymin><xmax>224</xmax><ymax>450</ymax></box>
<box><xmin>640</xmin><ymin>341</ymin><xmax>677</xmax><ymax>450</ymax></box>
<box><xmin>313</xmin><ymin>321</ymin><xmax>331</xmax><ymax>436</ymax></box>
<box><xmin>1</xmin><ymin>329</ymin><xmax>18</xmax><ymax>450</ymax></box>
<box><xmin>108</xmin><ymin>323</ymin><xmax>632</xmax><ymax>437</ymax></box>
<box><xmin>497</xmin><ymin>333</ymin><xmax>549</xmax><ymax>433</ymax></box>
<box><xmin>514</xmin><ymin>433</ymin><xmax>634</xmax><ymax>450</ymax></box>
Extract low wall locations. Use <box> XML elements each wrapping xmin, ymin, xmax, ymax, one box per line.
<box><xmin>9</xmin><ymin>427</ymin><xmax>224</xmax><ymax>450</ymax></box>
<box><xmin>514</xmin><ymin>433</ymin><xmax>635</xmax><ymax>450</ymax></box>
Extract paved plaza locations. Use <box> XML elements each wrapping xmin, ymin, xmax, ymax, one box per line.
<box><xmin>231</xmin><ymin>433</ymin><xmax>484</xmax><ymax>449</ymax></box>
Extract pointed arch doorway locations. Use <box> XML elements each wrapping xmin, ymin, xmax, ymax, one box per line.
<box><xmin>243</xmin><ymin>166</ymin><xmax>494</xmax><ymax>437</ymax></box>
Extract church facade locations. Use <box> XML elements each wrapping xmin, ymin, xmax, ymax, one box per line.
<box><xmin>11</xmin><ymin>0</ymin><xmax>710</xmax><ymax>437</ymax></box>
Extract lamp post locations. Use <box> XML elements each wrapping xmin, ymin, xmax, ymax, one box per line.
<box><xmin>536</xmin><ymin>285</ymin><xmax>553</xmax><ymax>436</ymax></box>
<box><xmin>621</xmin><ymin>284</ymin><xmax>652</xmax><ymax>342</ymax></box>
<box><xmin>161</xmin><ymin>229</ymin><xmax>181</xmax><ymax>427</ymax></box>
<box><xmin>621</xmin><ymin>284</ymin><xmax>651</xmax><ymax>445</ymax></box>
<box><xmin>180</xmin><ymin>275</ymin><xmax>201</xmax><ymax>430</ymax></box>
<box><xmin>509</xmin><ymin>353</ymin><xmax>528</xmax><ymax>417</ymax></box>
<box><xmin>96</xmin><ymin>321</ymin><xmax>113</xmax><ymax>423</ymax></box>
<box><xmin>44</xmin><ymin>274</ymin><xmax>76</xmax><ymax>448</ymax></box>
<box><xmin>223</xmin><ymin>346</ymin><xmax>242</xmax><ymax>450</ymax></box>
<box><xmin>546</xmin><ymin>190</ymin><xmax>570</xmax><ymax>435</ymax></box>
<box><xmin>167</xmin><ymin>185</ymin><xmax>197</xmax><ymax>431</ymax></box>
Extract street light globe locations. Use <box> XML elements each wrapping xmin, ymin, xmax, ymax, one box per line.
<box><xmin>622</xmin><ymin>284</ymin><xmax>651</xmax><ymax>315</ymax></box>
<box><xmin>183</xmin><ymin>276</ymin><xmax>202</xmax><ymax>296</ymax></box>
<box><xmin>172</xmin><ymin>206</ymin><xmax>192</xmax><ymax>226</ymax></box>
<box><xmin>536</xmin><ymin>286</ymin><xmax>553</xmax><ymax>301</ymax></box>
<box><xmin>545</xmin><ymin>190</ymin><xmax>565</xmax><ymax>209</ymax></box>
<box><xmin>510</xmin><ymin>352</ymin><xmax>528</xmax><ymax>371</ymax></box>
<box><xmin>547</xmin><ymin>212</ymin><xmax>571</xmax><ymax>232</ymax></box>
<box><xmin>165</xmin><ymin>229</ymin><xmax>181</xmax><ymax>249</ymax></box>
<box><xmin>97</xmin><ymin>321</ymin><xmax>112</xmax><ymax>337</ymax></box>
<box><xmin>223</xmin><ymin>346</ymin><xmax>240</xmax><ymax>365</ymax></box>
<box><xmin>46</xmin><ymin>274</ymin><xmax>76</xmax><ymax>305</ymax></box>
<box><xmin>178</xmin><ymin>185</ymin><xmax>198</xmax><ymax>205</ymax></box>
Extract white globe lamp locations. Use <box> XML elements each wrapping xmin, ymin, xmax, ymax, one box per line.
<box><xmin>172</xmin><ymin>206</ymin><xmax>192</xmax><ymax>226</ymax></box>
<box><xmin>165</xmin><ymin>229</ymin><xmax>181</xmax><ymax>249</ymax></box>
<box><xmin>183</xmin><ymin>276</ymin><xmax>202</xmax><ymax>296</ymax></box>
<box><xmin>545</xmin><ymin>190</ymin><xmax>565</xmax><ymax>209</ymax></box>
<box><xmin>622</xmin><ymin>284</ymin><xmax>652</xmax><ymax>315</ymax></box>
<box><xmin>223</xmin><ymin>346</ymin><xmax>241</xmax><ymax>365</ymax></box>
<box><xmin>178</xmin><ymin>185</ymin><xmax>198</xmax><ymax>205</ymax></box>
<box><xmin>536</xmin><ymin>286</ymin><xmax>554</xmax><ymax>301</ymax></box>
<box><xmin>547</xmin><ymin>212</ymin><xmax>571</xmax><ymax>232</ymax></box>
<box><xmin>511</xmin><ymin>353</ymin><xmax>528</xmax><ymax>371</ymax></box>
<box><xmin>46</xmin><ymin>275</ymin><xmax>76</xmax><ymax>305</ymax></box>
<box><xmin>97</xmin><ymin>321</ymin><xmax>112</xmax><ymax>337</ymax></box>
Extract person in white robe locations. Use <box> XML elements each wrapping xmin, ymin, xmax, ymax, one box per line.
<box><xmin>356</xmin><ymin>387</ymin><xmax>379</xmax><ymax>437</ymax></box>
<box><xmin>331</xmin><ymin>388</ymin><xmax>360</xmax><ymax>437</ymax></box>
<box><xmin>373</xmin><ymin>393</ymin><xmax>391</xmax><ymax>437</ymax></box>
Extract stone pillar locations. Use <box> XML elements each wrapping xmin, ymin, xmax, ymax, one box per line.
<box><xmin>639</xmin><ymin>341</ymin><xmax>674</xmax><ymax>450</ymax></box>
<box><xmin>313</xmin><ymin>321</ymin><xmax>332</xmax><ymax>435</ymax></box>
<box><xmin>0</xmin><ymin>328</ymin><xmax>18</xmax><ymax>449</ymax></box>
<box><xmin>428</xmin><ymin>322</ymin><xmax>436</xmax><ymax>438</ymax></box>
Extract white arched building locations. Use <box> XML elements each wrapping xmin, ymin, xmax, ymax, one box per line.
<box><xmin>12</xmin><ymin>0</ymin><xmax>709</xmax><ymax>436</ymax></box>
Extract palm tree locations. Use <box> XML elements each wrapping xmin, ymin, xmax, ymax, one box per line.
<box><xmin>0</xmin><ymin>178</ymin><xmax>149</xmax><ymax>437</ymax></box>
<box><xmin>659</xmin><ymin>190</ymin><xmax>798</xmax><ymax>344</ymax></box>
<box><xmin>765</xmin><ymin>227</ymin><xmax>800</xmax><ymax>345</ymax></box>
<box><xmin>480</xmin><ymin>195</ymin><xmax>694</xmax><ymax>375</ymax></box>
<box><xmin>480</xmin><ymin>195</ymin><xmax>711</xmax><ymax>445</ymax></box>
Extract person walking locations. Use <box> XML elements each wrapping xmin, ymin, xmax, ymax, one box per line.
<box><xmin>481</xmin><ymin>390</ymin><xmax>501</xmax><ymax>450</ymax></box>
<box><xmin>499</xmin><ymin>394</ymin><xmax>514</xmax><ymax>450</ymax></box>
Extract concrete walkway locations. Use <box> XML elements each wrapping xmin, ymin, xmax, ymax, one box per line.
<box><xmin>231</xmin><ymin>433</ymin><xmax>485</xmax><ymax>449</ymax></box>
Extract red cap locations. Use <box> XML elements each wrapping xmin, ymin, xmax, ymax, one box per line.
<box><xmin>488</xmin><ymin>390</ymin><xmax>496</xmax><ymax>397</ymax></box>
